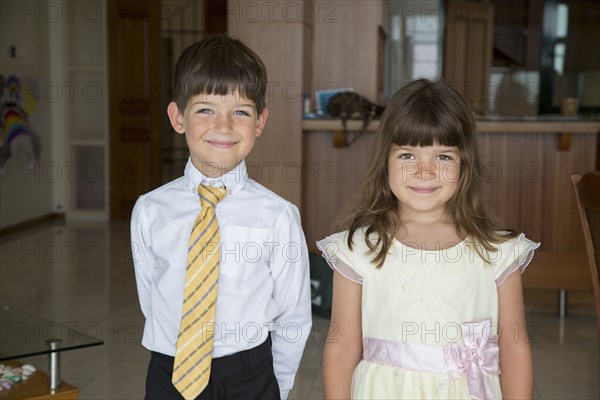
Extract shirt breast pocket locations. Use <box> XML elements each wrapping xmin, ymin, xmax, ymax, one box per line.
<box><xmin>218</xmin><ymin>226</ymin><xmax>272</xmax><ymax>281</ymax></box>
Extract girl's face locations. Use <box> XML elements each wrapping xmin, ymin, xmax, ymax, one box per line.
<box><xmin>388</xmin><ymin>143</ymin><xmax>461</xmax><ymax>221</ymax></box>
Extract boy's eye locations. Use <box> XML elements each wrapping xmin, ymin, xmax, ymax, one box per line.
<box><xmin>233</xmin><ymin>110</ymin><xmax>250</xmax><ymax>116</ymax></box>
<box><xmin>197</xmin><ymin>108</ymin><xmax>213</xmax><ymax>114</ymax></box>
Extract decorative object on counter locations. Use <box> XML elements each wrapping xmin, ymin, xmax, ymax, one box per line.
<box><xmin>326</xmin><ymin>92</ymin><xmax>385</xmax><ymax>148</ymax></box>
<box><xmin>561</xmin><ymin>98</ymin><xmax>580</xmax><ymax>117</ymax></box>
<box><xmin>315</xmin><ymin>87</ymin><xmax>353</xmax><ymax>115</ymax></box>
<box><xmin>303</xmin><ymin>93</ymin><xmax>312</xmax><ymax>115</ymax></box>
<box><xmin>0</xmin><ymin>363</ymin><xmax>36</xmax><ymax>391</ymax></box>
<box><xmin>558</xmin><ymin>97</ymin><xmax>580</xmax><ymax>151</ymax></box>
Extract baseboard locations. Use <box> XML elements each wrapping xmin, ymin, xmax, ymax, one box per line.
<box><xmin>0</xmin><ymin>213</ymin><xmax>65</xmax><ymax>237</ymax></box>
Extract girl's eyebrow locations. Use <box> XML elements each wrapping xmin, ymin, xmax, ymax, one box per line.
<box><xmin>438</xmin><ymin>147</ymin><xmax>459</xmax><ymax>153</ymax></box>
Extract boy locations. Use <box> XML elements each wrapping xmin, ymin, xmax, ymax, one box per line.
<box><xmin>131</xmin><ymin>35</ymin><xmax>312</xmax><ymax>400</ymax></box>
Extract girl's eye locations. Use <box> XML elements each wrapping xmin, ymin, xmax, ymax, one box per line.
<box><xmin>438</xmin><ymin>154</ymin><xmax>453</xmax><ymax>161</ymax></box>
<box><xmin>399</xmin><ymin>153</ymin><xmax>414</xmax><ymax>160</ymax></box>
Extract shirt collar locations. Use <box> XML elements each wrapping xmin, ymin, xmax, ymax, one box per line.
<box><xmin>183</xmin><ymin>158</ymin><xmax>248</xmax><ymax>197</ymax></box>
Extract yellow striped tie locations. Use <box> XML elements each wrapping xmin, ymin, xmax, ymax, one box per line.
<box><xmin>172</xmin><ymin>184</ymin><xmax>226</xmax><ymax>399</ymax></box>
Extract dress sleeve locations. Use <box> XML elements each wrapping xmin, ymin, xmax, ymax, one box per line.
<box><xmin>494</xmin><ymin>233</ymin><xmax>540</xmax><ymax>285</ymax></box>
<box><xmin>316</xmin><ymin>231</ymin><xmax>365</xmax><ymax>284</ymax></box>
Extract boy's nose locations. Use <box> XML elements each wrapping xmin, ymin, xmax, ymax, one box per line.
<box><xmin>213</xmin><ymin>114</ymin><xmax>233</xmax><ymax>133</ymax></box>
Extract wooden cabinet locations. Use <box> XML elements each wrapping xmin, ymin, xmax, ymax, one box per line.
<box><xmin>492</xmin><ymin>0</ymin><xmax>542</xmax><ymax>69</ymax></box>
<box><xmin>443</xmin><ymin>1</ymin><xmax>494</xmax><ymax>114</ymax></box>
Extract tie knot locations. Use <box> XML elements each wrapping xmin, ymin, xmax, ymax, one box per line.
<box><xmin>198</xmin><ymin>184</ymin><xmax>226</xmax><ymax>208</ymax></box>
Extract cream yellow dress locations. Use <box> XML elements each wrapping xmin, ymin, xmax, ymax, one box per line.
<box><xmin>317</xmin><ymin>228</ymin><xmax>539</xmax><ymax>400</ymax></box>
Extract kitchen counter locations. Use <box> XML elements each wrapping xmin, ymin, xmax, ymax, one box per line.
<box><xmin>302</xmin><ymin>116</ymin><xmax>600</xmax><ymax>133</ymax></box>
<box><xmin>301</xmin><ymin>114</ymin><xmax>599</xmax><ymax>255</ymax></box>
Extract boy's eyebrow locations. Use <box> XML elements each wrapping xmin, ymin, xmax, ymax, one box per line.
<box><xmin>189</xmin><ymin>99</ymin><xmax>255</xmax><ymax>107</ymax></box>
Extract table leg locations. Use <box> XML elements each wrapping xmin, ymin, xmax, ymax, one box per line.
<box><xmin>46</xmin><ymin>338</ymin><xmax>62</xmax><ymax>392</ymax></box>
<box><xmin>558</xmin><ymin>290</ymin><xmax>568</xmax><ymax>318</ymax></box>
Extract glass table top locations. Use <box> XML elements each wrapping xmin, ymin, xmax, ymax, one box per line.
<box><xmin>0</xmin><ymin>305</ymin><xmax>104</xmax><ymax>360</ymax></box>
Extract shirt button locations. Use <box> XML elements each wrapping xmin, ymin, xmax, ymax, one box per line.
<box><xmin>208</xmin><ymin>181</ymin><xmax>215</xmax><ymax>186</ymax></box>
<box><xmin>227</xmin><ymin>190</ymin><xmax>232</xmax><ymax>195</ymax></box>
<box><xmin>191</xmin><ymin>188</ymin><xmax>196</xmax><ymax>193</ymax></box>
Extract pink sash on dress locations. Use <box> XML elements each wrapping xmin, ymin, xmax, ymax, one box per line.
<box><xmin>362</xmin><ymin>319</ymin><xmax>500</xmax><ymax>400</ymax></box>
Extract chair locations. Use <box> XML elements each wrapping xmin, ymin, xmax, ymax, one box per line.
<box><xmin>571</xmin><ymin>171</ymin><xmax>600</xmax><ymax>343</ymax></box>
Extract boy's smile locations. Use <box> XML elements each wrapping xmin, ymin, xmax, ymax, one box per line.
<box><xmin>167</xmin><ymin>91</ymin><xmax>269</xmax><ymax>177</ymax></box>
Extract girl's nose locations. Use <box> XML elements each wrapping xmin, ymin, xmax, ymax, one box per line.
<box><xmin>417</xmin><ymin>160</ymin><xmax>436</xmax><ymax>180</ymax></box>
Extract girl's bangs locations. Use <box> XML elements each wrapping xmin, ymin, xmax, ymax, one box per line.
<box><xmin>390</xmin><ymin>108</ymin><xmax>464</xmax><ymax>148</ymax></box>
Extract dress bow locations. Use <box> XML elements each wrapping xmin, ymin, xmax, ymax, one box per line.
<box><xmin>445</xmin><ymin>319</ymin><xmax>500</xmax><ymax>400</ymax></box>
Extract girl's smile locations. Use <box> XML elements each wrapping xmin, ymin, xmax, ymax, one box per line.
<box><xmin>409</xmin><ymin>186</ymin><xmax>440</xmax><ymax>194</ymax></box>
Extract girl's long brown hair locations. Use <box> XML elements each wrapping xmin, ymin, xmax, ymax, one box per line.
<box><xmin>337</xmin><ymin>79</ymin><xmax>516</xmax><ymax>268</ymax></box>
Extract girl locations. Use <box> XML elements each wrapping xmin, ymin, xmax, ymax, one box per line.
<box><xmin>319</xmin><ymin>79</ymin><xmax>537</xmax><ymax>400</ymax></box>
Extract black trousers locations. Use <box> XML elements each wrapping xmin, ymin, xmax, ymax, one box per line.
<box><xmin>145</xmin><ymin>336</ymin><xmax>280</xmax><ymax>400</ymax></box>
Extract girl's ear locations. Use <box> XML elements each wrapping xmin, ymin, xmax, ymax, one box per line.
<box><xmin>167</xmin><ymin>101</ymin><xmax>185</xmax><ymax>134</ymax></box>
<box><xmin>254</xmin><ymin>107</ymin><xmax>269</xmax><ymax>138</ymax></box>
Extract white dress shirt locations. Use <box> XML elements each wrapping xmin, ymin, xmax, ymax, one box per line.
<box><xmin>131</xmin><ymin>159</ymin><xmax>312</xmax><ymax>399</ymax></box>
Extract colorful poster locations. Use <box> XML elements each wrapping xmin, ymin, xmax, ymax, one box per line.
<box><xmin>0</xmin><ymin>74</ymin><xmax>40</xmax><ymax>172</ymax></box>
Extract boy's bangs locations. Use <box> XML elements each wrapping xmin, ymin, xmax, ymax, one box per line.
<box><xmin>173</xmin><ymin>35</ymin><xmax>267</xmax><ymax>112</ymax></box>
<box><xmin>190</xmin><ymin>72</ymin><xmax>260</xmax><ymax>103</ymax></box>
<box><xmin>181</xmin><ymin>55</ymin><xmax>266</xmax><ymax>110</ymax></box>
<box><xmin>391</xmin><ymin>109</ymin><xmax>464</xmax><ymax>148</ymax></box>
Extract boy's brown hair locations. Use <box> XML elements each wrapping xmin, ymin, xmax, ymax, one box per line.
<box><xmin>173</xmin><ymin>35</ymin><xmax>267</xmax><ymax>114</ymax></box>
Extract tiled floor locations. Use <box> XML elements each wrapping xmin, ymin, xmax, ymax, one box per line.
<box><xmin>1</xmin><ymin>221</ymin><xmax>598</xmax><ymax>399</ymax></box>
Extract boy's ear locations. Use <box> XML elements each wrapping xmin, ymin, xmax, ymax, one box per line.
<box><xmin>254</xmin><ymin>108</ymin><xmax>269</xmax><ymax>138</ymax></box>
<box><xmin>167</xmin><ymin>101</ymin><xmax>185</xmax><ymax>134</ymax></box>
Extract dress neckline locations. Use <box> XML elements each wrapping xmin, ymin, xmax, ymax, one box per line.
<box><xmin>392</xmin><ymin>237</ymin><xmax>468</xmax><ymax>253</ymax></box>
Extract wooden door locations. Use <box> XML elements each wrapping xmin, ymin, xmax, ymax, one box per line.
<box><xmin>443</xmin><ymin>0</ymin><xmax>494</xmax><ymax>114</ymax></box>
<box><xmin>108</xmin><ymin>0</ymin><xmax>161</xmax><ymax>219</ymax></box>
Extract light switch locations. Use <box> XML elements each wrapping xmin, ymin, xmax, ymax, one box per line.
<box><xmin>10</xmin><ymin>46</ymin><xmax>28</xmax><ymax>59</ymax></box>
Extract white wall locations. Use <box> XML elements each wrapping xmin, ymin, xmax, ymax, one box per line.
<box><xmin>312</xmin><ymin>0</ymin><xmax>384</xmax><ymax>102</ymax></box>
<box><xmin>0</xmin><ymin>0</ymin><xmax>65</xmax><ymax>229</ymax></box>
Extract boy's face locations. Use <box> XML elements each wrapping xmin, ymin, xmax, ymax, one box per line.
<box><xmin>167</xmin><ymin>91</ymin><xmax>268</xmax><ymax>178</ymax></box>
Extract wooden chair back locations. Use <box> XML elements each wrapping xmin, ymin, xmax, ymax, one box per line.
<box><xmin>571</xmin><ymin>171</ymin><xmax>600</xmax><ymax>342</ymax></box>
